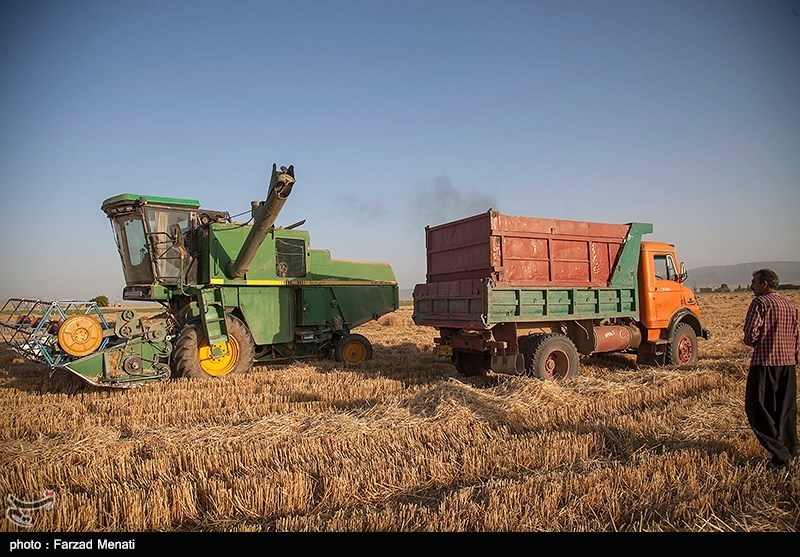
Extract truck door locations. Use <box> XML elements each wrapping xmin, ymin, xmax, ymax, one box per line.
<box><xmin>651</xmin><ymin>253</ymin><xmax>683</xmax><ymax>325</ymax></box>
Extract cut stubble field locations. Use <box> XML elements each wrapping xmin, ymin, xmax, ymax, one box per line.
<box><xmin>1</xmin><ymin>291</ymin><xmax>798</xmax><ymax>532</ymax></box>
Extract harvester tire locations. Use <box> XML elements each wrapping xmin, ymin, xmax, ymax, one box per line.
<box><xmin>523</xmin><ymin>333</ymin><xmax>579</xmax><ymax>382</ymax></box>
<box><xmin>666</xmin><ymin>323</ymin><xmax>698</xmax><ymax>366</ymax></box>
<box><xmin>453</xmin><ymin>351</ymin><xmax>490</xmax><ymax>377</ymax></box>
<box><xmin>334</xmin><ymin>334</ymin><xmax>373</xmax><ymax>365</ymax></box>
<box><xmin>172</xmin><ymin>314</ymin><xmax>255</xmax><ymax>379</ymax></box>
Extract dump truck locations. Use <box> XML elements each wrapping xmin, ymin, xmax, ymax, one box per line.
<box><xmin>0</xmin><ymin>164</ymin><xmax>399</xmax><ymax>387</ymax></box>
<box><xmin>412</xmin><ymin>210</ymin><xmax>711</xmax><ymax>380</ymax></box>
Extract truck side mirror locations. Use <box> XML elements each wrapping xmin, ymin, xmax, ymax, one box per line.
<box><xmin>679</xmin><ymin>262</ymin><xmax>688</xmax><ymax>283</ymax></box>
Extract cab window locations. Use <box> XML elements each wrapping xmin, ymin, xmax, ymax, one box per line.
<box><xmin>654</xmin><ymin>254</ymin><xmax>678</xmax><ymax>282</ymax></box>
<box><xmin>144</xmin><ymin>207</ymin><xmax>193</xmax><ymax>283</ymax></box>
<box><xmin>111</xmin><ymin>215</ymin><xmax>154</xmax><ymax>285</ymax></box>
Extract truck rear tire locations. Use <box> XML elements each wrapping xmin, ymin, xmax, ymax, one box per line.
<box><xmin>523</xmin><ymin>333</ymin><xmax>579</xmax><ymax>382</ymax></box>
<box><xmin>172</xmin><ymin>314</ymin><xmax>255</xmax><ymax>379</ymax></box>
<box><xmin>453</xmin><ymin>351</ymin><xmax>490</xmax><ymax>377</ymax></box>
<box><xmin>667</xmin><ymin>323</ymin><xmax>698</xmax><ymax>366</ymax></box>
<box><xmin>334</xmin><ymin>333</ymin><xmax>373</xmax><ymax>365</ymax></box>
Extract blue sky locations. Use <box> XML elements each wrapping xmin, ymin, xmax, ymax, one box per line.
<box><xmin>1</xmin><ymin>0</ymin><xmax>799</xmax><ymax>301</ymax></box>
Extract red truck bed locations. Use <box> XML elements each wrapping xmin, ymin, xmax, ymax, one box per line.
<box><xmin>424</xmin><ymin>210</ymin><xmax>631</xmax><ymax>287</ymax></box>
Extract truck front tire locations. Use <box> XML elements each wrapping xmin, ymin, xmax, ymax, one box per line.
<box><xmin>667</xmin><ymin>323</ymin><xmax>698</xmax><ymax>366</ymax></box>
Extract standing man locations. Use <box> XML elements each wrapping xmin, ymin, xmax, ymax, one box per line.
<box><xmin>743</xmin><ymin>269</ymin><xmax>798</xmax><ymax>470</ymax></box>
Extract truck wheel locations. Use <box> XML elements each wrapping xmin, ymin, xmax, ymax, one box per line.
<box><xmin>334</xmin><ymin>334</ymin><xmax>373</xmax><ymax>365</ymax></box>
<box><xmin>524</xmin><ymin>334</ymin><xmax>579</xmax><ymax>381</ymax></box>
<box><xmin>172</xmin><ymin>314</ymin><xmax>255</xmax><ymax>379</ymax></box>
<box><xmin>453</xmin><ymin>351</ymin><xmax>490</xmax><ymax>377</ymax></box>
<box><xmin>667</xmin><ymin>323</ymin><xmax>698</xmax><ymax>366</ymax></box>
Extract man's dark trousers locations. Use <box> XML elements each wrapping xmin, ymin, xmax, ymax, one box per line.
<box><xmin>745</xmin><ymin>365</ymin><xmax>798</xmax><ymax>465</ymax></box>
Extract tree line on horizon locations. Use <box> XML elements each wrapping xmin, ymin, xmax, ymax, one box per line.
<box><xmin>695</xmin><ymin>283</ymin><xmax>800</xmax><ymax>294</ymax></box>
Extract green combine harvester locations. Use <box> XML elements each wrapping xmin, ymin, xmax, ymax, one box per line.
<box><xmin>0</xmin><ymin>164</ymin><xmax>399</xmax><ymax>388</ymax></box>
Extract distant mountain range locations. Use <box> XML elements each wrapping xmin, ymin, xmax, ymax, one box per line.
<box><xmin>399</xmin><ymin>262</ymin><xmax>800</xmax><ymax>298</ymax></box>
<box><xmin>687</xmin><ymin>261</ymin><xmax>800</xmax><ymax>289</ymax></box>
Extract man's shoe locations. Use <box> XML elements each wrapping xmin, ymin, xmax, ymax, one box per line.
<box><xmin>766</xmin><ymin>457</ymin><xmax>788</xmax><ymax>470</ymax></box>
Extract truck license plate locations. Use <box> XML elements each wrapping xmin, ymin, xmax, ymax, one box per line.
<box><xmin>435</xmin><ymin>345</ymin><xmax>453</xmax><ymax>357</ymax></box>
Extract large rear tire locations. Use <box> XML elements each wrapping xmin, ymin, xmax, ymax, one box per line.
<box><xmin>172</xmin><ymin>314</ymin><xmax>255</xmax><ymax>379</ymax></box>
<box><xmin>666</xmin><ymin>323</ymin><xmax>698</xmax><ymax>366</ymax></box>
<box><xmin>522</xmin><ymin>333</ymin><xmax>580</xmax><ymax>382</ymax></box>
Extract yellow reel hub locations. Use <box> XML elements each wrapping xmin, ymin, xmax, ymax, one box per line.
<box><xmin>57</xmin><ymin>315</ymin><xmax>103</xmax><ymax>357</ymax></box>
<box><xmin>198</xmin><ymin>337</ymin><xmax>240</xmax><ymax>376</ymax></box>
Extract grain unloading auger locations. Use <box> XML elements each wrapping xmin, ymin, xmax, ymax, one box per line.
<box><xmin>0</xmin><ymin>164</ymin><xmax>399</xmax><ymax>388</ymax></box>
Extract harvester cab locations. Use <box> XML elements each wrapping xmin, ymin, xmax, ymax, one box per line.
<box><xmin>102</xmin><ymin>192</ymin><xmax>234</xmax><ymax>302</ymax></box>
<box><xmin>0</xmin><ymin>164</ymin><xmax>399</xmax><ymax>388</ymax></box>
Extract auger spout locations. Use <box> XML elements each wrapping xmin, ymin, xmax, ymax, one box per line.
<box><xmin>226</xmin><ymin>163</ymin><xmax>295</xmax><ymax>280</ymax></box>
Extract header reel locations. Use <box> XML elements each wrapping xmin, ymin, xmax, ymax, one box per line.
<box><xmin>0</xmin><ymin>299</ymin><xmax>171</xmax><ymax>388</ymax></box>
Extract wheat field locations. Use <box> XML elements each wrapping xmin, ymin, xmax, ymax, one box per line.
<box><xmin>1</xmin><ymin>291</ymin><xmax>798</xmax><ymax>532</ymax></box>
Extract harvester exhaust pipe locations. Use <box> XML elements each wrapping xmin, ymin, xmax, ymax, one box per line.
<box><xmin>227</xmin><ymin>164</ymin><xmax>296</xmax><ymax>280</ymax></box>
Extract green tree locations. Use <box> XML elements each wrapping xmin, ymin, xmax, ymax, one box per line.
<box><xmin>91</xmin><ymin>295</ymin><xmax>109</xmax><ymax>307</ymax></box>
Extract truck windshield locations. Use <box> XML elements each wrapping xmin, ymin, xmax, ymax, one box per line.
<box><xmin>111</xmin><ymin>214</ymin><xmax>155</xmax><ymax>285</ymax></box>
<box><xmin>144</xmin><ymin>207</ymin><xmax>192</xmax><ymax>284</ymax></box>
